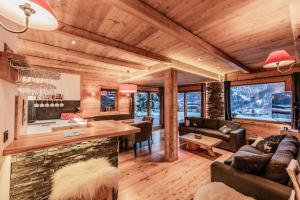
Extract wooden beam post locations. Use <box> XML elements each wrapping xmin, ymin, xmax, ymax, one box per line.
<box><xmin>289</xmin><ymin>0</ymin><xmax>300</xmax><ymax>62</ymax></box>
<box><xmin>164</xmin><ymin>69</ymin><xmax>178</xmax><ymax>162</ymax></box>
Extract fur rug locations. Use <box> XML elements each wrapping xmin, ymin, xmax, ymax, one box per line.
<box><xmin>194</xmin><ymin>182</ymin><xmax>255</xmax><ymax>200</ymax></box>
<box><xmin>50</xmin><ymin>158</ymin><xmax>119</xmax><ymax>200</ymax></box>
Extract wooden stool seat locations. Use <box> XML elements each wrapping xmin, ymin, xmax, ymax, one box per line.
<box><xmin>50</xmin><ymin>158</ymin><xmax>118</xmax><ymax>200</ymax></box>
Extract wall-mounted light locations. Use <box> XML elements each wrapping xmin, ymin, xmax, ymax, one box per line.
<box><xmin>0</xmin><ymin>0</ymin><xmax>58</xmax><ymax>33</ymax></box>
<box><xmin>263</xmin><ymin>50</ymin><xmax>296</xmax><ymax>73</ymax></box>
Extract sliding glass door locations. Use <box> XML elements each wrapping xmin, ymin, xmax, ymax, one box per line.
<box><xmin>134</xmin><ymin>91</ymin><xmax>161</xmax><ymax>127</ymax></box>
<box><xmin>134</xmin><ymin>92</ymin><xmax>148</xmax><ymax>121</ymax></box>
<box><xmin>150</xmin><ymin>92</ymin><xmax>160</xmax><ymax>126</ymax></box>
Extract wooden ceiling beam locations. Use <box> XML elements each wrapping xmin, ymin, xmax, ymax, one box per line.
<box><xmin>58</xmin><ymin>23</ymin><xmax>172</xmax><ymax>64</ymax></box>
<box><xmin>120</xmin><ymin>61</ymin><xmax>220</xmax><ymax>83</ymax></box>
<box><xmin>18</xmin><ymin>39</ymin><xmax>146</xmax><ymax>71</ymax></box>
<box><xmin>109</xmin><ymin>0</ymin><xmax>251</xmax><ymax>73</ymax></box>
<box><xmin>289</xmin><ymin>0</ymin><xmax>300</xmax><ymax>62</ymax></box>
<box><xmin>26</xmin><ymin>55</ymin><xmax>126</xmax><ymax>78</ymax></box>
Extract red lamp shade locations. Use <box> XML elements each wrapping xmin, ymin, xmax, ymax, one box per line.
<box><xmin>119</xmin><ymin>84</ymin><xmax>137</xmax><ymax>93</ymax></box>
<box><xmin>263</xmin><ymin>50</ymin><xmax>295</xmax><ymax>69</ymax></box>
<box><xmin>0</xmin><ymin>0</ymin><xmax>58</xmax><ymax>30</ymax></box>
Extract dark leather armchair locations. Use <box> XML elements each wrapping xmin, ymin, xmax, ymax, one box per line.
<box><xmin>133</xmin><ymin>121</ymin><xmax>152</xmax><ymax>157</ymax></box>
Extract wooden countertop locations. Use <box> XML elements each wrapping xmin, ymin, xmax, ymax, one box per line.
<box><xmin>4</xmin><ymin>120</ymin><xmax>140</xmax><ymax>155</ymax></box>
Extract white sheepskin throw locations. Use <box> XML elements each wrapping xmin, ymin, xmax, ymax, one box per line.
<box><xmin>194</xmin><ymin>182</ymin><xmax>255</xmax><ymax>200</ymax></box>
<box><xmin>50</xmin><ymin>158</ymin><xmax>119</xmax><ymax>200</ymax></box>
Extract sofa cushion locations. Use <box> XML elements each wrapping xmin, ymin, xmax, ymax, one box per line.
<box><xmin>202</xmin><ymin>119</ymin><xmax>219</xmax><ymax>129</ymax></box>
<box><xmin>239</xmin><ymin>145</ymin><xmax>266</xmax><ymax>155</ymax></box>
<box><xmin>219</xmin><ymin>125</ymin><xmax>233</xmax><ymax>134</ymax></box>
<box><xmin>251</xmin><ymin>137</ymin><xmax>278</xmax><ymax>153</ymax></box>
<box><xmin>265</xmin><ymin>134</ymin><xmax>286</xmax><ymax>143</ymax></box>
<box><xmin>232</xmin><ymin>151</ymin><xmax>272</xmax><ymax>175</ymax></box>
<box><xmin>226</xmin><ymin>121</ymin><xmax>240</xmax><ymax>131</ymax></box>
<box><xmin>180</xmin><ymin>126</ymin><xmax>198</xmax><ymax>133</ymax></box>
<box><xmin>194</xmin><ymin>128</ymin><xmax>230</xmax><ymax>141</ymax></box>
<box><xmin>263</xmin><ymin>136</ymin><xmax>299</xmax><ymax>185</ymax></box>
<box><xmin>224</xmin><ymin>145</ymin><xmax>265</xmax><ymax>165</ymax></box>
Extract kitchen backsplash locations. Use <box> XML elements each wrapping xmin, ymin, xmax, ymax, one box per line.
<box><xmin>28</xmin><ymin>100</ymin><xmax>80</xmax><ymax>121</ymax></box>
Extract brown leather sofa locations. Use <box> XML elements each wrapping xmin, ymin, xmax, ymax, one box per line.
<box><xmin>179</xmin><ymin>117</ymin><xmax>246</xmax><ymax>152</ymax></box>
<box><xmin>211</xmin><ymin>135</ymin><xmax>298</xmax><ymax>200</ymax></box>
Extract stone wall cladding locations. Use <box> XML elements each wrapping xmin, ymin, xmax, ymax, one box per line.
<box><xmin>10</xmin><ymin>137</ymin><xmax>119</xmax><ymax>200</ymax></box>
<box><xmin>206</xmin><ymin>82</ymin><xmax>225</xmax><ymax>120</ymax></box>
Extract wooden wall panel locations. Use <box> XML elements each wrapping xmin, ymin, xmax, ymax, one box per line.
<box><xmin>233</xmin><ymin>119</ymin><xmax>290</xmax><ymax>139</ymax></box>
<box><xmin>80</xmin><ymin>74</ymin><xmax>130</xmax><ymax>118</ymax></box>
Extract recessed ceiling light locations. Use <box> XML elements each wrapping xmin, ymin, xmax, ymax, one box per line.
<box><xmin>71</xmin><ymin>40</ymin><xmax>76</xmax><ymax>45</ymax></box>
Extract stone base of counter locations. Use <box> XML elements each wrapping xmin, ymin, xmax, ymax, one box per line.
<box><xmin>10</xmin><ymin>137</ymin><xmax>119</xmax><ymax>200</ymax></box>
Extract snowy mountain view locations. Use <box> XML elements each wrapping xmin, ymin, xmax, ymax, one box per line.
<box><xmin>230</xmin><ymin>82</ymin><xmax>291</xmax><ymax>123</ymax></box>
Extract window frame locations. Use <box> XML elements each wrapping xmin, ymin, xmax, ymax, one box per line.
<box><xmin>230</xmin><ymin>78</ymin><xmax>292</xmax><ymax>123</ymax></box>
<box><xmin>100</xmin><ymin>88</ymin><xmax>118</xmax><ymax>112</ymax></box>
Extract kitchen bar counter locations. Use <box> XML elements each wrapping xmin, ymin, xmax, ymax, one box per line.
<box><xmin>4</xmin><ymin>120</ymin><xmax>140</xmax><ymax>155</ymax></box>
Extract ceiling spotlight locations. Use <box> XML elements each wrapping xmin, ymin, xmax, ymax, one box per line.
<box><xmin>71</xmin><ymin>40</ymin><xmax>76</xmax><ymax>45</ymax></box>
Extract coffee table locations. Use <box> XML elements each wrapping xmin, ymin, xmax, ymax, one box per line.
<box><xmin>179</xmin><ymin>133</ymin><xmax>222</xmax><ymax>157</ymax></box>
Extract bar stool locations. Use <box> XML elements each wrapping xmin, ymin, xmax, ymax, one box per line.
<box><xmin>50</xmin><ymin>158</ymin><xmax>119</xmax><ymax>200</ymax></box>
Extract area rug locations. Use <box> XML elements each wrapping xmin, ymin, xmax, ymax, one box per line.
<box><xmin>194</xmin><ymin>182</ymin><xmax>255</xmax><ymax>200</ymax></box>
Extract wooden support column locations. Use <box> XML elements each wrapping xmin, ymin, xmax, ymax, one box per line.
<box><xmin>164</xmin><ymin>69</ymin><xmax>178</xmax><ymax>162</ymax></box>
<box><xmin>289</xmin><ymin>0</ymin><xmax>300</xmax><ymax>62</ymax></box>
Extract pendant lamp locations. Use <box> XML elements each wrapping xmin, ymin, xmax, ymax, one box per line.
<box><xmin>119</xmin><ymin>71</ymin><xmax>137</xmax><ymax>93</ymax></box>
<box><xmin>0</xmin><ymin>0</ymin><xmax>58</xmax><ymax>33</ymax></box>
<box><xmin>263</xmin><ymin>50</ymin><xmax>296</xmax><ymax>73</ymax></box>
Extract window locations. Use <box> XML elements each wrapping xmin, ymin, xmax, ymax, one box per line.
<box><xmin>150</xmin><ymin>92</ymin><xmax>160</xmax><ymax>126</ymax></box>
<box><xmin>178</xmin><ymin>93</ymin><xmax>185</xmax><ymax>123</ymax></box>
<box><xmin>186</xmin><ymin>92</ymin><xmax>201</xmax><ymax>117</ymax></box>
<box><xmin>230</xmin><ymin>82</ymin><xmax>291</xmax><ymax>122</ymax></box>
<box><xmin>134</xmin><ymin>92</ymin><xmax>149</xmax><ymax>121</ymax></box>
<box><xmin>178</xmin><ymin>91</ymin><xmax>202</xmax><ymax>123</ymax></box>
<box><xmin>100</xmin><ymin>89</ymin><xmax>116</xmax><ymax>112</ymax></box>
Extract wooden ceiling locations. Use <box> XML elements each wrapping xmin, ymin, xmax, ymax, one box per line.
<box><xmin>15</xmin><ymin>0</ymin><xmax>298</xmax><ymax>84</ymax></box>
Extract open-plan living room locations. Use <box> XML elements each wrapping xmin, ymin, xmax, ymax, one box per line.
<box><xmin>1</xmin><ymin>0</ymin><xmax>300</xmax><ymax>200</ymax></box>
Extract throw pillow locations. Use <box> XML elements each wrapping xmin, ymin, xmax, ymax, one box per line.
<box><xmin>232</xmin><ymin>151</ymin><xmax>272</xmax><ymax>175</ymax></box>
<box><xmin>251</xmin><ymin>137</ymin><xmax>278</xmax><ymax>153</ymax></box>
<box><xmin>265</xmin><ymin>134</ymin><xmax>286</xmax><ymax>143</ymax></box>
<box><xmin>218</xmin><ymin>125</ymin><xmax>233</xmax><ymax>134</ymax></box>
<box><xmin>226</xmin><ymin>121</ymin><xmax>240</xmax><ymax>131</ymax></box>
<box><xmin>185</xmin><ymin>120</ymin><xmax>190</xmax><ymax>127</ymax></box>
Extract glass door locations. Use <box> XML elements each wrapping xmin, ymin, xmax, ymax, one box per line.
<box><xmin>134</xmin><ymin>92</ymin><xmax>149</xmax><ymax>121</ymax></box>
<box><xmin>150</xmin><ymin>92</ymin><xmax>160</xmax><ymax>126</ymax></box>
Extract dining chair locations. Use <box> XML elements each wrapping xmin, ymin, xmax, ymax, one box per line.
<box><xmin>133</xmin><ymin>121</ymin><xmax>152</xmax><ymax>157</ymax></box>
<box><xmin>142</xmin><ymin>115</ymin><xmax>154</xmax><ymax>142</ymax></box>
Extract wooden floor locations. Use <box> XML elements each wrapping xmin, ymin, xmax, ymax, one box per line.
<box><xmin>118</xmin><ymin>129</ymin><xmax>232</xmax><ymax>200</ymax></box>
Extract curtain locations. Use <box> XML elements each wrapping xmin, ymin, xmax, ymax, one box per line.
<box><xmin>224</xmin><ymin>81</ymin><xmax>232</xmax><ymax>121</ymax></box>
<box><xmin>292</xmin><ymin>73</ymin><xmax>300</xmax><ymax>129</ymax></box>
<box><xmin>130</xmin><ymin>93</ymin><xmax>135</xmax><ymax>119</ymax></box>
